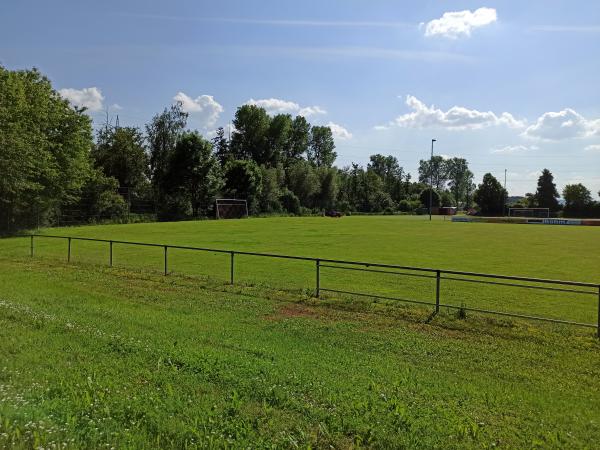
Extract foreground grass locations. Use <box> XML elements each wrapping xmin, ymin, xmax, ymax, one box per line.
<box><xmin>1</xmin><ymin>256</ymin><xmax>599</xmax><ymax>449</ymax></box>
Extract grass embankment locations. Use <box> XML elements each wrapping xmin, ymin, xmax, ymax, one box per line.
<box><xmin>0</xmin><ymin>256</ymin><xmax>599</xmax><ymax>448</ymax></box>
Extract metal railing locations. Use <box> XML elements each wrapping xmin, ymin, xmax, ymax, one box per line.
<box><xmin>21</xmin><ymin>234</ymin><xmax>600</xmax><ymax>337</ymax></box>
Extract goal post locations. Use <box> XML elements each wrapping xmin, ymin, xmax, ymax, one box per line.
<box><xmin>508</xmin><ymin>207</ymin><xmax>550</xmax><ymax>218</ymax></box>
<box><xmin>215</xmin><ymin>199</ymin><xmax>248</xmax><ymax>219</ymax></box>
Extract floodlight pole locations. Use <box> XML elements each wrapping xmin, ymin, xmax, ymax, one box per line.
<box><xmin>429</xmin><ymin>139</ymin><xmax>436</xmax><ymax>221</ymax></box>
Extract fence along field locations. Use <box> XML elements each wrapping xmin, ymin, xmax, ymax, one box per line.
<box><xmin>11</xmin><ymin>228</ymin><xmax>600</xmax><ymax>336</ymax></box>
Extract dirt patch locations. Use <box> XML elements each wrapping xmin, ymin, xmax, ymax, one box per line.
<box><xmin>265</xmin><ymin>302</ymin><xmax>338</xmax><ymax>322</ymax></box>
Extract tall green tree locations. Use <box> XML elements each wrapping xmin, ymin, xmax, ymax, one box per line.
<box><xmin>287</xmin><ymin>116</ymin><xmax>311</xmax><ymax>164</ymax></box>
<box><xmin>266</xmin><ymin>114</ymin><xmax>293</xmax><ymax>166</ymax></box>
<box><xmin>146</xmin><ymin>102</ymin><xmax>187</xmax><ymax>190</ymax></box>
<box><xmin>92</xmin><ymin>126</ymin><xmax>149</xmax><ymax>191</ymax></box>
<box><xmin>562</xmin><ymin>183</ymin><xmax>593</xmax><ymax>217</ymax></box>
<box><xmin>211</xmin><ymin>126</ymin><xmax>231</xmax><ymax>166</ymax></box>
<box><xmin>222</xmin><ymin>159</ymin><xmax>263</xmax><ymax>213</ymax></box>
<box><xmin>163</xmin><ymin>132</ymin><xmax>223</xmax><ymax>217</ymax></box>
<box><xmin>446</xmin><ymin>157</ymin><xmax>473</xmax><ymax>207</ymax></box>
<box><xmin>474</xmin><ymin>173</ymin><xmax>507</xmax><ymax>216</ymax></box>
<box><xmin>419</xmin><ymin>188</ymin><xmax>441</xmax><ymax>208</ymax></box>
<box><xmin>368</xmin><ymin>154</ymin><xmax>405</xmax><ymax>202</ymax></box>
<box><xmin>534</xmin><ymin>169</ymin><xmax>560</xmax><ymax>212</ymax></box>
<box><xmin>0</xmin><ymin>66</ymin><xmax>93</xmax><ymax>231</ymax></box>
<box><xmin>308</xmin><ymin>126</ymin><xmax>337</xmax><ymax>168</ymax></box>
<box><xmin>287</xmin><ymin>160</ymin><xmax>320</xmax><ymax>206</ymax></box>
<box><xmin>418</xmin><ymin>156</ymin><xmax>449</xmax><ymax>191</ymax></box>
<box><xmin>230</xmin><ymin>105</ymin><xmax>271</xmax><ymax>164</ymax></box>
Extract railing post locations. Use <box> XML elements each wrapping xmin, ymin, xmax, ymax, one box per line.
<box><xmin>435</xmin><ymin>270</ymin><xmax>441</xmax><ymax>313</ymax></box>
<box><xmin>109</xmin><ymin>241</ymin><xmax>113</xmax><ymax>267</ymax></box>
<box><xmin>164</xmin><ymin>246</ymin><xmax>168</xmax><ymax>275</ymax></box>
<box><xmin>597</xmin><ymin>285</ymin><xmax>600</xmax><ymax>338</ymax></box>
<box><xmin>30</xmin><ymin>235</ymin><xmax>34</xmax><ymax>257</ymax></box>
<box><xmin>316</xmin><ymin>259</ymin><xmax>320</xmax><ymax>298</ymax></box>
<box><xmin>67</xmin><ymin>237</ymin><xmax>71</xmax><ymax>263</ymax></box>
<box><xmin>230</xmin><ymin>252</ymin><xmax>234</xmax><ymax>285</ymax></box>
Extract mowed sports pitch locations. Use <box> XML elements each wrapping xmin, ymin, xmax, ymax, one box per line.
<box><xmin>1</xmin><ymin>216</ymin><xmax>599</xmax><ymax>448</ymax></box>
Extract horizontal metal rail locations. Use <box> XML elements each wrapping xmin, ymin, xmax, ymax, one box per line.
<box><xmin>25</xmin><ymin>234</ymin><xmax>599</xmax><ymax>288</ymax></box>
<box><xmin>319</xmin><ymin>264</ymin><xmax>438</xmax><ymax>279</ymax></box>
<box><xmin>440</xmin><ymin>275</ymin><xmax>597</xmax><ymax>296</ymax></box>
<box><xmin>320</xmin><ymin>288</ymin><xmax>438</xmax><ymax>308</ymax></box>
<box><xmin>321</xmin><ymin>288</ymin><xmax>597</xmax><ymax>329</ymax></box>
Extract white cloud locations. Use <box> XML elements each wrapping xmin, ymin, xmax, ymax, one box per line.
<box><xmin>491</xmin><ymin>144</ymin><xmax>539</xmax><ymax>154</ymax></box>
<box><xmin>245</xmin><ymin>98</ymin><xmax>326</xmax><ymax>117</ymax></box>
<box><xmin>379</xmin><ymin>95</ymin><xmax>525</xmax><ymax>131</ymax></box>
<box><xmin>110</xmin><ymin>103</ymin><xmax>123</xmax><ymax>110</ymax></box>
<box><xmin>585</xmin><ymin>144</ymin><xmax>600</xmax><ymax>152</ymax></box>
<box><xmin>424</xmin><ymin>7</ymin><xmax>497</xmax><ymax>39</ymax></box>
<box><xmin>174</xmin><ymin>92</ymin><xmax>224</xmax><ymax>128</ymax></box>
<box><xmin>523</xmin><ymin>108</ymin><xmax>600</xmax><ymax>140</ymax></box>
<box><xmin>59</xmin><ymin>87</ymin><xmax>104</xmax><ymax>112</ymax></box>
<box><xmin>206</xmin><ymin>123</ymin><xmax>236</xmax><ymax>140</ymax></box>
<box><xmin>326</xmin><ymin>122</ymin><xmax>352</xmax><ymax>141</ymax></box>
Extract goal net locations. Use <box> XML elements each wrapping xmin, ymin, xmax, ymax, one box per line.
<box><xmin>508</xmin><ymin>208</ymin><xmax>550</xmax><ymax>218</ymax></box>
<box><xmin>215</xmin><ymin>199</ymin><xmax>248</xmax><ymax>219</ymax></box>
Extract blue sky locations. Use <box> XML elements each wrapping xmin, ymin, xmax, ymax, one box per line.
<box><xmin>2</xmin><ymin>0</ymin><xmax>599</xmax><ymax>196</ymax></box>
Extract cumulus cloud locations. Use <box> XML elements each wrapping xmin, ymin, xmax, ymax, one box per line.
<box><xmin>245</xmin><ymin>98</ymin><xmax>326</xmax><ymax>117</ymax></box>
<box><xmin>378</xmin><ymin>95</ymin><xmax>525</xmax><ymax>131</ymax></box>
<box><xmin>59</xmin><ymin>87</ymin><xmax>104</xmax><ymax>112</ymax></box>
<box><xmin>523</xmin><ymin>108</ymin><xmax>600</xmax><ymax>140</ymax></box>
<box><xmin>174</xmin><ymin>92</ymin><xmax>224</xmax><ymax>128</ymax></box>
<box><xmin>585</xmin><ymin>144</ymin><xmax>600</xmax><ymax>152</ymax></box>
<box><xmin>326</xmin><ymin>122</ymin><xmax>352</xmax><ymax>140</ymax></box>
<box><xmin>491</xmin><ymin>144</ymin><xmax>538</xmax><ymax>154</ymax></box>
<box><xmin>424</xmin><ymin>7</ymin><xmax>497</xmax><ymax>39</ymax></box>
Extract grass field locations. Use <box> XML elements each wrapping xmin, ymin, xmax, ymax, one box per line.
<box><xmin>1</xmin><ymin>216</ymin><xmax>600</xmax><ymax>448</ymax></box>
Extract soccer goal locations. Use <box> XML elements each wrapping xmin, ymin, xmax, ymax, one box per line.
<box><xmin>508</xmin><ymin>207</ymin><xmax>550</xmax><ymax>218</ymax></box>
<box><xmin>215</xmin><ymin>199</ymin><xmax>248</xmax><ymax>219</ymax></box>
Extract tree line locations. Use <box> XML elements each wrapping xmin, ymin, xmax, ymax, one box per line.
<box><xmin>1</xmin><ymin>66</ymin><xmax>599</xmax><ymax>232</ymax></box>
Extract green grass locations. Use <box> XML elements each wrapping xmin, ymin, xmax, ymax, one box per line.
<box><xmin>7</xmin><ymin>215</ymin><xmax>600</xmax><ymax>323</ymax></box>
<box><xmin>1</xmin><ymin>216</ymin><xmax>599</xmax><ymax>448</ymax></box>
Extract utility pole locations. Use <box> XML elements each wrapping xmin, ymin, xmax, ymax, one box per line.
<box><xmin>504</xmin><ymin>169</ymin><xmax>507</xmax><ymax>216</ymax></box>
<box><xmin>429</xmin><ymin>139</ymin><xmax>436</xmax><ymax>221</ymax></box>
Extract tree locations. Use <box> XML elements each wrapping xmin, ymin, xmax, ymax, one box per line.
<box><xmin>230</xmin><ymin>105</ymin><xmax>271</xmax><ymax>164</ymax></box>
<box><xmin>308</xmin><ymin>126</ymin><xmax>337</xmax><ymax>168</ymax></box>
<box><xmin>368</xmin><ymin>154</ymin><xmax>406</xmax><ymax>202</ymax></box>
<box><xmin>146</xmin><ymin>102</ymin><xmax>187</xmax><ymax>192</ymax></box>
<box><xmin>419</xmin><ymin>188</ymin><xmax>441</xmax><ymax>208</ymax></box>
<box><xmin>70</xmin><ymin>168</ymin><xmax>128</xmax><ymax>223</ymax></box>
<box><xmin>446</xmin><ymin>157</ymin><xmax>473</xmax><ymax>207</ymax></box>
<box><xmin>211</xmin><ymin>127</ymin><xmax>231</xmax><ymax>166</ymax></box>
<box><xmin>314</xmin><ymin>167</ymin><xmax>339</xmax><ymax>210</ymax></box>
<box><xmin>92</xmin><ymin>125</ymin><xmax>149</xmax><ymax>191</ymax></box>
<box><xmin>0</xmin><ymin>66</ymin><xmax>93</xmax><ymax>231</ymax></box>
<box><xmin>474</xmin><ymin>173</ymin><xmax>507</xmax><ymax>216</ymax></box>
<box><xmin>163</xmin><ymin>132</ymin><xmax>223</xmax><ymax>218</ymax></box>
<box><xmin>258</xmin><ymin>165</ymin><xmax>284</xmax><ymax>213</ymax></box>
<box><xmin>266</xmin><ymin>114</ymin><xmax>292</xmax><ymax>167</ymax></box>
<box><xmin>287</xmin><ymin>116</ymin><xmax>310</xmax><ymax>164</ymax></box>
<box><xmin>222</xmin><ymin>159</ymin><xmax>262</xmax><ymax>213</ymax></box>
<box><xmin>418</xmin><ymin>156</ymin><xmax>449</xmax><ymax>191</ymax></box>
<box><xmin>563</xmin><ymin>183</ymin><xmax>593</xmax><ymax>217</ymax></box>
<box><xmin>534</xmin><ymin>169</ymin><xmax>560</xmax><ymax>212</ymax></box>
<box><xmin>287</xmin><ymin>160</ymin><xmax>320</xmax><ymax>207</ymax></box>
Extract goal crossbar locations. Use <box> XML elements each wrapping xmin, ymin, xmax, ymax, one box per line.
<box><xmin>508</xmin><ymin>207</ymin><xmax>550</xmax><ymax>218</ymax></box>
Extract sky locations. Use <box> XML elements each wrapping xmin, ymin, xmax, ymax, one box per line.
<box><xmin>1</xmin><ymin>0</ymin><xmax>599</xmax><ymax>196</ymax></box>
